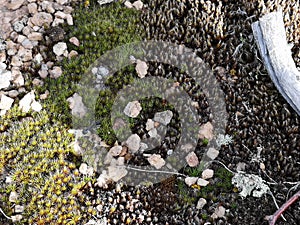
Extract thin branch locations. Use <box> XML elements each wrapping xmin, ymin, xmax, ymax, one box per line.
<box><xmin>268</xmin><ymin>190</ymin><xmax>300</xmax><ymax>225</ymax></box>
<box><xmin>0</xmin><ymin>207</ymin><xmax>11</xmax><ymax>220</ymax></box>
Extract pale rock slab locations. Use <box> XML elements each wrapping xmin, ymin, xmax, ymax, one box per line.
<box><xmin>126</xmin><ymin>134</ymin><xmax>141</xmax><ymax>153</ymax></box>
<box><xmin>124</xmin><ymin>100</ymin><xmax>142</xmax><ymax>118</ymax></box>
<box><xmin>0</xmin><ymin>71</ymin><xmax>12</xmax><ymax>90</ymax></box>
<box><xmin>202</xmin><ymin>169</ymin><xmax>214</xmax><ymax>179</ymax></box>
<box><xmin>198</xmin><ymin>122</ymin><xmax>214</xmax><ymax>140</ymax></box>
<box><xmin>0</xmin><ymin>94</ymin><xmax>14</xmax><ymax>113</ymax></box>
<box><xmin>108</xmin><ymin>165</ymin><xmax>128</xmax><ymax>182</ymax></box>
<box><xmin>184</xmin><ymin>176</ymin><xmax>198</xmax><ymax>186</ymax></box>
<box><xmin>30</xmin><ymin>12</ymin><xmax>53</xmax><ymax>27</ymax></box>
<box><xmin>154</xmin><ymin>110</ymin><xmax>173</xmax><ymax>125</ymax></box>
<box><xmin>135</xmin><ymin>59</ymin><xmax>148</xmax><ymax>78</ymax></box>
<box><xmin>147</xmin><ymin>154</ymin><xmax>165</xmax><ymax>169</ymax></box>
<box><xmin>197</xmin><ymin>178</ymin><xmax>209</xmax><ymax>186</ymax></box>
<box><xmin>185</xmin><ymin>151</ymin><xmax>199</xmax><ymax>167</ymax></box>
<box><xmin>53</xmin><ymin>42</ymin><xmax>67</xmax><ymax>56</ymax></box>
<box><xmin>67</xmin><ymin>93</ymin><xmax>87</xmax><ymax>118</ymax></box>
<box><xmin>109</xmin><ymin>145</ymin><xmax>122</xmax><ymax>157</ymax></box>
<box><xmin>196</xmin><ymin>198</ymin><xmax>207</xmax><ymax>209</ymax></box>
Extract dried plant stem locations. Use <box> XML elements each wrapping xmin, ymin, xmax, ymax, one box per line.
<box><xmin>0</xmin><ymin>207</ymin><xmax>11</xmax><ymax>220</ymax></box>
<box><xmin>269</xmin><ymin>190</ymin><xmax>300</xmax><ymax>225</ymax></box>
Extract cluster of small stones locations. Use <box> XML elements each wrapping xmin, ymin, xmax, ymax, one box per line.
<box><xmin>0</xmin><ymin>0</ymin><xmax>80</xmax><ymax>116</ymax></box>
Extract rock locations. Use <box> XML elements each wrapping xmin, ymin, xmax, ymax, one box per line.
<box><xmin>124</xmin><ymin>100</ymin><xmax>142</xmax><ymax>118</ymax></box>
<box><xmin>33</xmin><ymin>53</ymin><xmax>43</xmax><ymax>64</ymax></box>
<box><xmin>11</xmin><ymin>67</ymin><xmax>24</xmax><ymax>86</ymax></box>
<box><xmin>28</xmin><ymin>3</ymin><xmax>38</xmax><ymax>14</ymax></box>
<box><xmin>184</xmin><ymin>177</ymin><xmax>198</xmax><ymax>186</ymax></box>
<box><xmin>52</xmin><ymin>18</ymin><xmax>64</xmax><ymax>27</ymax></box>
<box><xmin>126</xmin><ymin>134</ymin><xmax>141</xmax><ymax>153</ymax></box>
<box><xmin>32</xmin><ymin>78</ymin><xmax>44</xmax><ymax>86</ymax></box>
<box><xmin>66</xmin><ymin>14</ymin><xmax>73</xmax><ymax>25</ymax></box>
<box><xmin>198</xmin><ymin>122</ymin><xmax>214</xmax><ymax>140</ymax></box>
<box><xmin>40</xmin><ymin>90</ymin><xmax>49</xmax><ymax>100</ymax></box>
<box><xmin>17</xmin><ymin>35</ymin><xmax>26</xmax><ymax>43</ymax></box>
<box><xmin>31</xmin><ymin>101</ymin><xmax>42</xmax><ymax>112</ymax></box>
<box><xmin>49</xmin><ymin>66</ymin><xmax>62</xmax><ymax>79</ymax></box>
<box><xmin>19</xmin><ymin>91</ymin><xmax>41</xmax><ymax>113</ymax></box>
<box><xmin>236</xmin><ymin>162</ymin><xmax>246</xmax><ymax>171</ymax></box>
<box><xmin>28</xmin><ymin>32</ymin><xmax>43</xmax><ymax>41</ymax></box>
<box><xmin>11</xmin><ymin>55</ymin><xmax>22</xmax><ymax>67</ymax></box>
<box><xmin>69</xmin><ymin>37</ymin><xmax>80</xmax><ymax>46</ymax></box>
<box><xmin>185</xmin><ymin>151</ymin><xmax>199</xmax><ymax>167</ymax></box>
<box><xmin>132</xmin><ymin>0</ymin><xmax>144</xmax><ymax>10</ymax></box>
<box><xmin>211</xmin><ymin>206</ymin><xmax>226</xmax><ymax>219</ymax></box>
<box><xmin>14</xmin><ymin>205</ymin><xmax>24</xmax><ymax>213</ymax></box>
<box><xmin>38</xmin><ymin>69</ymin><xmax>48</xmax><ymax>79</ymax></box>
<box><xmin>97</xmin><ymin>0</ymin><xmax>114</xmax><ymax>5</ymax></box>
<box><xmin>202</xmin><ymin>169</ymin><xmax>214</xmax><ymax>179</ymax></box>
<box><xmin>7</xmin><ymin>0</ymin><xmax>25</xmax><ymax>10</ymax></box>
<box><xmin>109</xmin><ymin>146</ymin><xmax>122</xmax><ymax>157</ymax></box>
<box><xmin>95</xmin><ymin>170</ymin><xmax>110</xmax><ymax>189</ymax></box>
<box><xmin>197</xmin><ymin>178</ymin><xmax>209</xmax><ymax>186</ymax></box>
<box><xmin>154</xmin><ymin>110</ymin><xmax>173</xmax><ymax>125</ymax></box>
<box><xmin>30</xmin><ymin>12</ymin><xmax>53</xmax><ymax>27</ymax></box>
<box><xmin>8</xmin><ymin>90</ymin><xmax>19</xmax><ymax>98</ymax></box>
<box><xmin>135</xmin><ymin>59</ymin><xmax>148</xmax><ymax>78</ymax></box>
<box><xmin>0</xmin><ymin>94</ymin><xmax>14</xmax><ymax>111</ymax></box>
<box><xmin>148</xmin><ymin>128</ymin><xmax>158</xmax><ymax>138</ymax></box>
<box><xmin>196</xmin><ymin>198</ymin><xmax>207</xmax><ymax>209</ymax></box>
<box><xmin>79</xmin><ymin>163</ymin><xmax>93</xmax><ymax>176</ymax></box>
<box><xmin>108</xmin><ymin>165</ymin><xmax>128</xmax><ymax>182</ymax></box>
<box><xmin>41</xmin><ymin>1</ymin><xmax>55</xmax><ymax>14</ymax></box>
<box><xmin>53</xmin><ymin>42</ymin><xmax>67</xmax><ymax>56</ymax></box>
<box><xmin>55</xmin><ymin>11</ymin><xmax>66</xmax><ymax>19</ymax></box>
<box><xmin>6</xmin><ymin>40</ymin><xmax>18</xmax><ymax>56</ymax></box>
<box><xmin>9</xmin><ymin>191</ymin><xmax>18</xmax><ymax>202</ymax></box>
<box><xmin>13</xmin><ymin>20</ymin><xmax>25</xmax><ymax>33</ymax></box>
<box><xmin>0</xmin><ymin>52</ymin><xmax>6</xmax><ymax>62</ymax></box>
<box><xmin>57</xmin><ymin>0</ymin><xmax>69</xmax><ymax>5</ymax></box>
<box><xmin>124</xmin><ymin>1</ymin><xmax>133</xmax><ymax>8</ymax></box>
<box><xmin>0</xmin><ymin>71</ymin><xmax>12</xmax><ymax>89</ymax></box>
<box><xmin>0</xmin><ymin>63</ymin><xmax>6</xmax><ymax>73</ymax></box>
<box><xmin>147</xmin><ymin>154</ymin><xmax>165</xmax><ymax>169</ymax></box>
<box><xmin>206</xmin><ymin>147</ymin><xmax>219</xmax><ymax>160</ymax></box>
<box><xmin>68</xmin><ymin>50</ymin><xmax>78</xmax><ymax>58</ymax></box>
<box><xmin>146</xmin><ymin>119</ymin><xmax>154</xmax><ymax>131</ymax></box>
<box><xmin>18</xmin><ymin>47</ymin><xmax>32</xmax><ymax>61</ymax></box>
<box><xmin>21</xmin><ymin>38</ymin><xmax>33</xmax><ymax>49</ymax></box>
<box><xmin>67</xmin><ymin>93</ymin><xmax>88</xmax><ymax>118</ymax></box>
<box><xmin>11</xmin><ymin>215</ymin><xmax>22</xmax><ymax>223</ymax></box>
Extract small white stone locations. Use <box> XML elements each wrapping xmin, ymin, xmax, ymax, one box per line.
<box><xmin>15</xmin><ymin>205</ymin><xmax>24</xmax><ymax>213</ymax></box>
<box><xmin>132</xmin><ymin>0</ymin><xmax>144</xmax><ymax>10</ymax></box>
<box><xmin>124</xmin><ymin>1</ymin><xmax>133</xmax><ymax>8</ymax></box>
<box><xmin>147</xmin><ymin>154</ymin><xmax>165</xmax><ymax>169</ymax></box>
<box><xmin>185</xmin><ymin>152</ymin><xmax>199</xmax><ymax>167</ymax></box>
<box><xmin>0</xmin><ymin>71</ymin><xmax>12</xmax><ymax>89</ymax></box>
<box><xmin>67</xmin><ymin>93</ymin><xmax>87</xmax><ymax>118</ymax></box>
<box><xmin>154</xmin><ymin>110</ymin><xmax>173</xmax><ymax>125</ymax></box>
<box><xmin>28</xmin><ymin>3</ymin><xmax>38</xmax><ymax>14</ymax></box>
<box><xmin>31</xmin><ymin>100</ymin><xmax>42</xmax><ymax>112</ymax></box>
<box><xmin>124</xmin><ymin>100</ymin><xmax>142</xmax><ymax>118</ymax></box>
<box><xmin>79</xmin><ymin>163</ymin><xmax>93</xmax><ymax>176</ymax></box>
<box><xmin>126</xmin><ymin>134</ymin><xmax>141</xmax><ymax>153</ymax></box>
<box><xmin>0</xmin><ymin>94</ymin><xmax>14</xmax><ymax>111</ymax></box>
<box><xmin>146</xmin><ymin>119</ymin><xmax>154</xmax><ymax>131</ymax></box>
<box><xmin>109</xmin><ymin>145</ymin><xmax>122</xmax><ymax>157</ymax></box>
<box><xmin>206</xmin><ymin>147</ymin><xmax>219</xmax><ymax>160</ymax></box>
<box><xmin>202</xmin><ymin>169</ymin><xmax>214</xmax><ymax>179</ymax></box>
<box><xmin>19</xmin><ymin>91</ymin><xmax>34</xmax><ymax>112</ymax></box>
<box><xmin>11</xmin><ymin>215</ymin><xmax>22</xmax><ymax>222</ymax></box>
<box><xmin>66</xmin><ymin>14</ymin><xmax>73</xmax><ymax>25</ymax></box>
<box><xmin>69</xmin><ymin>37</ymin><xmax>80</xmax><ymax>46</ymax></box>
<box><xmin>5</xmin><ymin>176</ymin><xmax>12</xmax><ymax>183</ymax></box>
<box><xmin>184</xmin><ymin>177</ymin><xmax>198</xmax><ymax>186</ymax></box>
<box><xmin>108</xmin><ymin>165</ymin><xmax>128</xmax><ymax>182</ymax></box>
<box><xmin>198</xmin><ymin>122</ymin><xmax>214</xmax><ymax>140</ymax></box>
<box><xmin>55</xmin><ymin>11</ymin><xmax>66</xmax><ymax>19</ymax></box>
<box><xmin>49</xmin><ymin>66</ymin><xmax>62</xmax><ymax>79</ymax></box>
<box><xmin>33</xmin><ymin>53</ymin><xmax>43</xmax><ymax>64</ymax></box>
<box><xmin>30</xmin><ymin>12</ymin><xmax>53</xmax><ymax>27</ymax></box>
<box><xmin>135</xmin><ymin>59</ymin><xmax>148</xmax><ymax>78</ymax></box>
<box><xmin>53</xmin><ymin>42</ymin><xmax>67</xmax><ymax>56</ymax></box>
<box><xmin>211</xmin><ymin>206</ymin><xmax>226</xmax><ymax>219</ymax></box>
<box><xmin>28</xmin><ymin>32</ymin><xmax>43</xmax><ymax>41</ymax></box>
<box><xmin>196</xmin><ymin>198</ymin><xmax>207</xmax><ymax>209</ymax></box>
<box><xmin>9</xmin><ymin>191</ymin><xmax>18</xmax><ymax>202</ymax></box>
<box><xmin>17</xmin><ymin>35</ymin><xmax>27</xmax><ymax>43</ymax></box>
<box><xmin>197</xmin><ymin>178</ymin><xmax>209</xmax><ymax>186</ymax></box>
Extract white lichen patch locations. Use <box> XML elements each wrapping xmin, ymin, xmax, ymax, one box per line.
<box><xmin>232</xmin><ymin>172</ymin><xmax>270</xmax><ymax>198</ymax></box>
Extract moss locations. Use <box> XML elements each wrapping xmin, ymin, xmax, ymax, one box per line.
<box><xmin>36</xmin><ymin>1</ymin><xmax>144</xmax><ymax>127</ymax></box>
<box><xmin>0</xmin><ymin>106</ymin><xmax>96</xmax><ymax>224</ymax></box>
